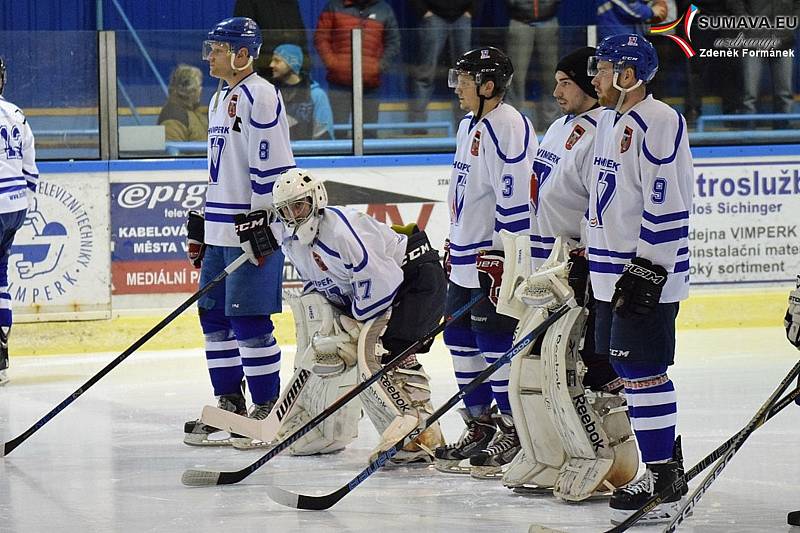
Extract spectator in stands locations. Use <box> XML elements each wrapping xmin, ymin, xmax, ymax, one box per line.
<box><xmin>408</xmin><ymin>1</ymin><xmax>478</xmax><ymax>130</ymax></box>
<box><xmin>595</xmin><ymin>0</ymin><xmax>667</xmax><ymax>40</ymax></box>
<box><xmin>270</xmin><ymin>44</ymin><xmax>334</xmax><ymax>140</ymax></box>
<box><xmin>504</xmin><ymin>0</ymin><xmax>561</xmax><ymax>131</ymax></box>
<box><xmin>314</xmin><ymin>0</ymin><xmax>400</xmax><ymax>139</ymax></box>
<box><xmin>727</xmin><ymin>0</ymin><xmax>798</xmax><ymax>127</ymax></box>
<box><xmin>234</xmin><ymin>0</ymin><xmax>307</xmax><ymax>80</ymax></box>
<box><xmin>158</xmin><ymin>64</ymin><xmax>208</xmax><ymax>142</ymax></box>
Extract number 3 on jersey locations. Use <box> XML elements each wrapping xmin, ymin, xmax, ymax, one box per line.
<box><xmin>208</xmin><ymin>136</ymin><xmax>225</xmax><ymax>184</ymax></box>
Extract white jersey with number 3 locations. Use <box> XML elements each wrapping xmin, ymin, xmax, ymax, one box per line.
<box><xmin>587</xmin><ymin>95</ymin><xmax>693</xmax><ymax>303</ymax></box>
<box><xmin>0</xmin><ymin>96</ymin><xmax>38</xmax><ymax>213</ymax></box>
<box><xmin>280</xmin><ymin>206</ymin><xmax>408</xmax><ymax>321</ymax></box>
<box><xmin>205</xmin><ymin>72</ymin><xmax>295</xmax><ymax>246</ymax></box>
<box><xmin>530</xmin><ymin>106</ymin><xmax>602</xmax><ymax>268</ymax></box>
<box><xmin>448</xmin><ymin>102</ymin><xmax>537</xmax><ymax>288</ymax></box>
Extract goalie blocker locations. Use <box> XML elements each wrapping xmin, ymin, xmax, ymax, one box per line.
<box><xmin>498</xmin><ymin>233</ymin><xmax>637</xmax><ymax>500</ymax></box>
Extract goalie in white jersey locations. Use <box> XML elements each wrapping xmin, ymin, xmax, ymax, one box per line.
<box><xmin>434</xmin><ymin>46</ymin><xmax>537</xmax><ymax>477</ymax></box>
<box><xmin>0</xmin><ymin>57</ymin><xmax>38</xmax><ymax>385</ymax></box>
<box><xmin>587</xmin><ymin>34</ymin><xmax>693</xmax><ymax>524</ymax></box>
<box><xmin>183</xmin><ymin>17</ymin><xmax>296</xmax><ymax>446</ymax></box>
<box><xmin>234</xmin><ymin>168</ymin><xmax>447</xmax><ymax>463</ymax></box>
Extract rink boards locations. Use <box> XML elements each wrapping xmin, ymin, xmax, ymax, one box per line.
<box><xmin>10</xmin><ymin>144</ymin><xmax>800</xmax><ymax>337</ymax></box>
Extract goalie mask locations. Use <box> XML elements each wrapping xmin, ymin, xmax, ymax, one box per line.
<box><xmin>273</xmin><ymin>168</ymin><xmax>328</xmax><ymax>246</ymax></box>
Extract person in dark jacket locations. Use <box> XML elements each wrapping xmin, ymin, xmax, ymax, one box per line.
<box><xmin>408</xmin><ymin>1</ymin><xmax>480</xmax><ymax>129</ymax></box>
<box><xmin>234</xmin><ymin>0</ymin><xmax>307</xmax><ymax>79</ymax></box>
<box><xmin>727</xmin><ymin>0</ymin><xmax>799</xmax><ymax>122</ymax></box>
<box><xmin>504</xmin><ymin>0</ymin><xmax>561</xmax><ymax>131</ymax></box>
<box><xmin>314</xmin><ymin>0</ymin><xmax>401</xmax><ymax>138</ymax></box>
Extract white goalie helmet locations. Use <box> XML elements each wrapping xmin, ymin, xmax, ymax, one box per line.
<box><xmin>273</xmin><ymin>168</ymin><xmax>328</xmax><ymax>245</ymax></box>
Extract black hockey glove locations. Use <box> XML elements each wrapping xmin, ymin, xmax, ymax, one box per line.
<box><xmin>476</xmin><ymin>250</ymin><xmax>504</xmax><ymax>307</ymax></box>
<box><xmin>784</xmin><ymin>276</ymin><xmax>800</xmax><ymax>349</ymax></box>
<box><xmin>234</xmin><ymin>210</ymin><xmax>279</xmax><ymax>266</ymax></box>
<box><xmin>186</xmin><ymin>210</ymin><xmax>205</xmax><ymax>268</ymax></box>
<box><xmin>567</xmin><ymin>248</ymin><xmax>589</xmax><ymax>307</ymax></box>
<box><xmin>611</xmin><ymin>257</ymin><xmax>667</xmax><ymax>319</ymax></box>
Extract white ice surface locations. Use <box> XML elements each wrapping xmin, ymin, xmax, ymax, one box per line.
<box><xmin>1</xmin><ymin>327</ymin><xmax>799</xmax><ymax>533</ymax></box>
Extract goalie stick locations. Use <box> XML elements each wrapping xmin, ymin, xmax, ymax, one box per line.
<box><xmin>265</xmin><ymin>299</ymin><xmax>577</xmax><ymax>510</ymax></box>
<box><xmin>199</xmin><ymin>366</ymin><xmax>312</xmax><ymax>443</ymax></box>
<box><xmin>181</xmin><ymin>293</ymin><xmax>486</xmax><ymax>487</ymax></box>
<box><xmin>529</xmin><ymin>382</ymin><xmax>800</xmax><ymax>533</ymax></box>
<box><xmin>661</xmin><ymin>358</ymin><xmax>800</xmax><ymax>533</ymax></box>
<box><xmin>1</xmin><ymin>254</ymin><xmax>250</xmax><ymax>457</ymax></box>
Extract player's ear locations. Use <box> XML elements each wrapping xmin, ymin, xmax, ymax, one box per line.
<box><xmin>480</xmin><ymin>80</ymin><xmax>496</xmax><ymax>98</ymax></box>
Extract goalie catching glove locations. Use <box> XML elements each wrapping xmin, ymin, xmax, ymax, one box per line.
<box><xmin>234</xmin><ymin>210</ymin><xmax>279</xmax><ymax>266</ymax></box>
<box><xmin>611</xmin><ymin>257</ymin><xmax>667</xmax><ymax>318</ymax></box>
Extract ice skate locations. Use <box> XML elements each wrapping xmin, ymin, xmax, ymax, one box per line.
<box><xmin>184</xmin><ymin>393</ymin><xmax>246</xmax><ymax>446</ymax></box>
<box><xmin>433</xmin><ymin>407</ymin><xmax>496</xmax><ymax>474</ymax></box>
<box><xmin>469</xmin><ymin>412</ymin><xmax>521</xmax><ymax>479</ymax></box>
<box><xmin>232</xmin><ymin>400</ymin><xmax>278</xmax><ymax>449</ymax></box>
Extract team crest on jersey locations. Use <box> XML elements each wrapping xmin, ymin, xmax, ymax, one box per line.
<box><xmin>628</xmin><ymin>36</ymin><xmax>638</xmax><ymax>46</ymax></box>
<box><xmin>228</xmin><ymin>94</ymin><xmax>238</xmax><ymax>118</ymax></box>
<box><xmin>620</xmin><ymin>126</ymin><xmax>633</xmax><ymax>153</ymax></box>
<box><xmin>312</xmin><ymin>251</ymin><xmax>328</xmax><ymax>271</ymax></box>
<box><xmin>470</xmin><ymin>131</ymin><xmax>481</xmax><ymax>156</ymax></box>
<box><xmin>565</xmin><ymin>124</ymin><xmax>586</xmax><ymax>150</ymax></box>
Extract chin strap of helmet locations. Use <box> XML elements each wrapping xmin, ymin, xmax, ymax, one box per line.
<box><xmin>611</xmin><ymin>68</ymin><xmax>643</xmax><ymax>113</ymax></box>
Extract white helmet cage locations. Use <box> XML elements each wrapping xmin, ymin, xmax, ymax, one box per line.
<box><xmin>273</xmin><ymin>168</ymin><xmax>328</xmax><ymax>245</ymax></box>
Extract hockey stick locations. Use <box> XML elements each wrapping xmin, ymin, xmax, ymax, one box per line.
<box><xmin>600</xmin><ymin>359</ymin><xmax>800</xmax><ymax>533</ymax></box>
<box><xmin>661</xmin><ymin>358</ymin><xmax>800</xmax><ymax>532</ymax></box>
<box><xmin>530</xmin><ymin>383</ymin><xmax>800</xmax><ymax>533</ymax></box>
<box><xmin>200</xmin><ymin>366</ymin><xmax>312</xmax><ymax>443</ymax></box>
<box><xmin>265</xmin><ymin>300</ymin><xmax>577</xmax><ymax>510</ymax></box>
<box><xmin>181</xmin><ymin>292</ymin><xmax>486</xmax><ymax>486</ymax></box>
<box><xmin>1</xmin><ymin>254</ymin><xmax>250</xmax><ymax>457</ymax></box>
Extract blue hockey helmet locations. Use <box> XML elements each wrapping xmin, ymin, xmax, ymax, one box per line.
<box><xmin>588</xmin><ymin>34</ymin><xmax>658</xmax><ymax>84</ymax></box>
<box><xmin>203</xmin><ymin>17</ymin><xmax>262</xmax><ymax>60</ymax></box>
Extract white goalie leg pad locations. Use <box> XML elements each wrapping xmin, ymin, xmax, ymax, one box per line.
<box><xmin>540</xmin><ymin>306</ymin><xmax>638</xmax><ymax>501</ymax></box>
<box><xmin>496</xmin><ymin>229</ymin><xmax>532</xmax><ymax>320</ymax></box>
<box><xmin>276</xmin><ymin>292</ymin><xmax>360</xmax><ymax>455</ymax></box>
<box><xmin>357</xmin><ymin>310</ymin><xmax>444</xmax><ymax>463</ymax></box>
<box><xmin>502</xmin><ymin>305</ymin><xmax>566</xmax><ymax>490</ymax></box>
<box><xmin>276</xmin><ymin>365</ymin><xmax>361</xmax><ymax>456</ymax></box>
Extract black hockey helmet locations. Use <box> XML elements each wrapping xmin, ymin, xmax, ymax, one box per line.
<box><xmin>448</xmin><ymin>46</ymin><xmax>513</xmax><ymax>98</ymax></box>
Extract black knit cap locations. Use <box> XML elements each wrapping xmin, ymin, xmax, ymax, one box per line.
<box><xmin>555</xmin><ymin>46</ymin><xmax>598</xmax><ymax>100</ymax></box>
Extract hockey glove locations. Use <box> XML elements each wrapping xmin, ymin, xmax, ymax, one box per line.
<box><xmin>186</xmin><ymin>210</ymin><xmax>206</xmax><ymax>268</ymax></box>
<box><xmin>476</xmin><ymin>250</ymin><xmax>504</xmax><ymax>307</ymax></box>
<box><xmin>443</xmin><ymin>238</ymin><xmax>452</xmax><ymax>278</ymax></box>
<box><xmin>784</xmin><ymin>276</ymin><xmax>800</xmax><ymax>349</ymax></box>
<box><xmin>611</xmin><ymin>257</ymin><xmax>667</xmax><ymax>319</ymax></box>
<box><xmin>567</xmin><ymin>248</ymin><xmax>589</xmax><ymax>307</ymax></box>
<box><xmin>234</xmin><ymin>210</ymin><xmax>279</xmax><ymax>266</ymax></box>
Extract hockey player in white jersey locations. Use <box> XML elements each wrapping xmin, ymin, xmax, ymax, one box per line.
<box><xmin>587</xmin><ymin>34</ymin><xmax>693</xmax><ymax>523</ymax></box>
<box><xmin>183</xmin><ymin>17</ymin><xmax>296</xmax><ymax>446</ymax></box>
<box><xmin>235</xmin><ymin>168</ymin><xmax>447</xmax><ymax>463</ymax></box>
<box><xmin>434</xmin><ymin>47</ymin><xmax>537</xmax><ymax>477</ymax></box>
<box><xmin>499</xmin><ymin>46</ymin><xmax>638</xmax><ymax>500</ymax></box>
<box><xmin>0</xmin><ymin>57</ymin><xmax>37</xmax><ymax>385</ymax></box>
